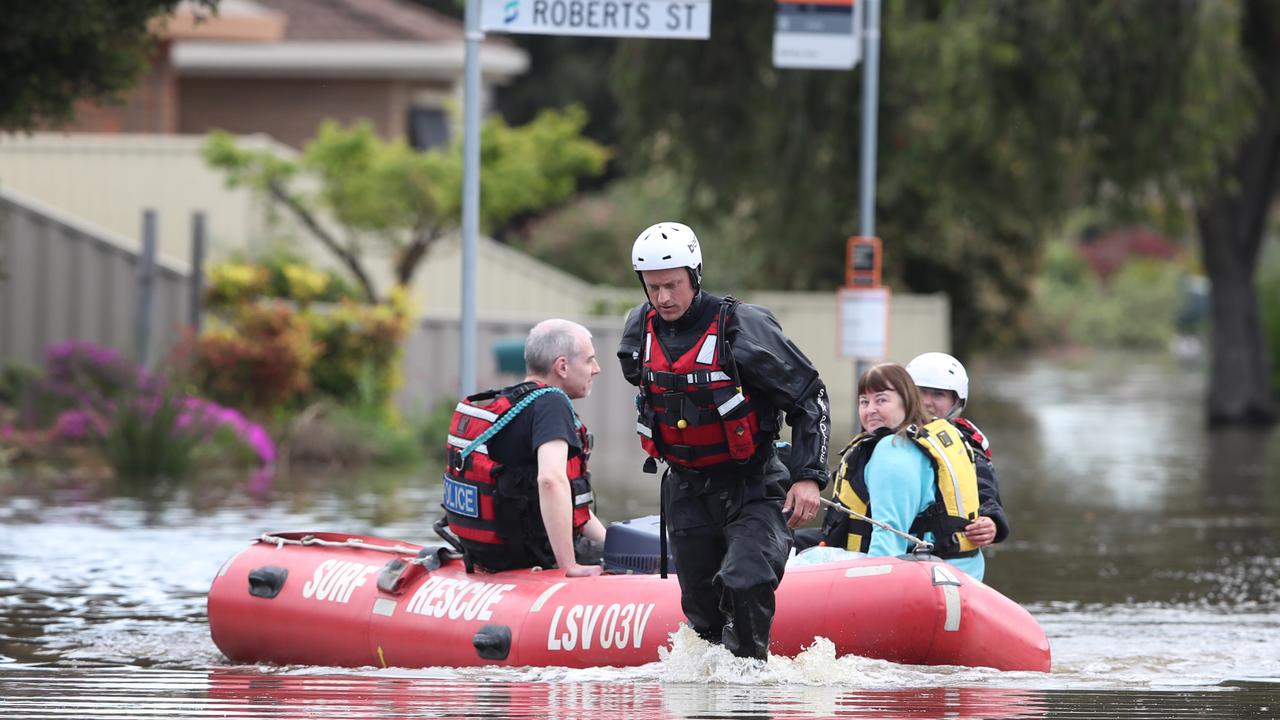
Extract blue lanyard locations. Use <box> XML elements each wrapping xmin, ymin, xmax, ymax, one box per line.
<box><xmin>458</xmin><ymin>387</ymin><xmax>579</xmax><ymax>462</ymax></box>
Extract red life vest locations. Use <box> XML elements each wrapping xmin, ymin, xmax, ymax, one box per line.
<box><xmin>636</xmin><ymin>300</ymin><xmax>773</xmax><ymax>469</ymax></box>
<box><xmin>953</xmin><ymin>417</ymin><xmax>992</xmax><ymax>460</ymax></box>
<box><xmin>442</xmin><ymin>382</ymin><xmax>593</xmax><ymax>562</ymax></box>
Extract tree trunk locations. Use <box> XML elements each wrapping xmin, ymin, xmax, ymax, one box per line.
<box><xmin>1195</xmin><ymin>106</ymin><xmax>1280</xmax><ymax>427</ymax></box>
<box><xmin>267</xmin><ymin>181</ymin><xmax>380</xmax><ymax>304</ymax></box>
<box><xmin>394</xmin><ymin>226</ymin><xmax>440</xmax><ymax>288</ymax></box>
<box><xmin>1194</xmin><ymin>0</ymin><xmax>1280</xmax><ymax>426</ymax></box>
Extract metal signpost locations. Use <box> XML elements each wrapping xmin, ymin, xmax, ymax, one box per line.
<box><xmin>771</xmin><ymin>0</ymin><xmax>883</xmax><ymax>428</ymax></box>
<box><xmin>457</xmin><ymin>0</ymin><xmax>713</xmax><ymax>398</ymax></box>
<box><xmin>858</xmin><ymin>0</ymin><xmax>881</xmax><ymax>238</ymax></box>
<box><xmin>853</xmin><ymin>0</ymin><xmax>882</xmax><ymax>430</ymax></box>
<box><xmin>459</xmin><ymin>0</ymin><xmax>483</xmax><ymax>398</ymax></box>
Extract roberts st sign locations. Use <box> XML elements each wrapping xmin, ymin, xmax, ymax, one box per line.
<box><xmin>481</xmin><ymin>0</ymin><xmax>712</xmax><ymax>39</ymax></box>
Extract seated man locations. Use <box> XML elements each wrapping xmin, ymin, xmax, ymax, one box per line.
<box><xmin>442</xmin><ymin>319</ymin><xmax>606</xmax><ymax>576</ymax></box>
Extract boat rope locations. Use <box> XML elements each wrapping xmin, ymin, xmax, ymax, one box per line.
<box><xmin>817</xmin><ymin>497</ymin><xmax>934</xmax><ymax>553</ymax></box>
<box><xmin>258</xmin><ymin>533</ymin><xmax>424</xmax><ymax>558</ymax></box>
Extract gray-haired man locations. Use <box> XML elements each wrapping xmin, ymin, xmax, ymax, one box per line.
<box><xmin>442</xmin><ymin>319</ymin><xmax>606</xmax><ymax>576</ymax></box>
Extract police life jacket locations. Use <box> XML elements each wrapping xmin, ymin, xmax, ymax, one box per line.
<box><xmin>442</xmin><ymin>381</ymin><xmax>594</xmax><ymax>568</ymax></box>
<box><xmin>822</xmin><ymin>418</ymin><xmax>982</xmax><ymax>558</ymax></box>
<box><xmin>953</xmin><ymin>417</ymin><xmax>992</xmax><ymax>460</ymax></box>
<box><xmin>635</xmin><ymin>298</ymin><xmax>775</xmax><ymax>469</ymax></box>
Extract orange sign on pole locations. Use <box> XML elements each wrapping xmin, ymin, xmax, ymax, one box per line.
<box><xmin>845</xmin><ymin>236</ymin><xmax>882</xmax><ymax>288</ymax></box>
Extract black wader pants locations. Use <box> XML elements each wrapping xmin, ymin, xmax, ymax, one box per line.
<box><xmin>662</xmin><ymin>455</ymin><xmax>794</xmax><ymax>660</ymax></box>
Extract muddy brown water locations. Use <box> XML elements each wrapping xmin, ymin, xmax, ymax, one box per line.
<box><xmin>2</xmin><ymin>350</ymin><xmax>1277</xmax><ymax>718</ymax></box>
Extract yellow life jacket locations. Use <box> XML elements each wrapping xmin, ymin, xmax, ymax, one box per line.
<box><xmin>821</xmin><ymin>419</ymin><xmax>981</xmax><ymax>558</ymax></box>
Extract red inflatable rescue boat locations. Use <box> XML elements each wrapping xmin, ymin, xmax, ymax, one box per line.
<box><xmin>208</xmin><ymin>529</ymin><xmax>1051</xmax><ymax>672</ymax></box>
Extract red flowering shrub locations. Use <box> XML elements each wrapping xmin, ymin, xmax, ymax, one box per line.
<box><xmin>192</xmin><ymin>301</ymin><xmax>319</xmax><ymax>411</ymax></box>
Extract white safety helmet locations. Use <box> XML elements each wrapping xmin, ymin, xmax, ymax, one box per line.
<box><xmin>906</xmin><ymin>352</ymin><xmax>969</xmax><ymax>418</ymax></box>
<box><xmin>631</xmin><ymin>222</ymin><xmax>703</xmax><ymax>289</ymax></box>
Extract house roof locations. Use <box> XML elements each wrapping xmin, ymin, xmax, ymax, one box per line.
<box><xmin>156</xmin><ymin>0</ymin><xmax>286</xmax><ymax>42</ymax></box>
<box><xmin>168</xmin><ymin>0</ymin><xmax>526</xmax><ymax>80</ymax></box>
<box><xmin>257</xmin><ymin>0</ymin><xmax>463</xmax><ymax>42</ymax></box>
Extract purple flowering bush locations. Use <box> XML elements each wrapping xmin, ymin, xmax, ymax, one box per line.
<box><xmin>0</xmin><ymin>340</ymin><xmax>276</xmax><ymax>480</ymax></box>
<box><xmin>179</xmin><ymin>397</ymin><xmax>276</xmax><ymax>468</ymax></box>
<box><xmin>50</xmin><ymin>408</ymin><xmax>110</xmax><ymax>443</ymax></box>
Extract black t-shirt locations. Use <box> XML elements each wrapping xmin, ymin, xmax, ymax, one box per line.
<box><xmin>484</xmin><ymin>389</ymin><xmax>582</xmax><ymax>470</ymax></box>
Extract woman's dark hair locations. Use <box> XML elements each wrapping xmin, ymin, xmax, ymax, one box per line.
<box><xmin>857</xmin><ymin>362</ymin><xmax>930</xmax><ymax>435</ymax></box>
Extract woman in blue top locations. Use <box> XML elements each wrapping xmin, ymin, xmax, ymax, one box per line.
<box><xmin>828</xmin><ymin>362</ymin><xmax>985</xmax><ymax>581</ymax></box>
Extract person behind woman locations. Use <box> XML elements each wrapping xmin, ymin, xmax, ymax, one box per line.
<box><xmin>818</xmin><ymin>362</ymin><xmax>985</xmax><ymax>580</ymax></box>
<box><xmin>906</xmin><ymin>352</ymin><xmax>1008</xmax><ymax>549</ymax></box>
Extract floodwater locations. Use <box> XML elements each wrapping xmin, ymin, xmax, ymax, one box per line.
<box><xmin>2</xmin><ymin>350</ymin><xmax>1279</xmax><ymax>718</ymax></box>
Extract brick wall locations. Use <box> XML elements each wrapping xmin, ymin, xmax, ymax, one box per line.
<box><xmin>60</xmin><ymin>42</ymin><xmax>179</xmax><ymax>134</ymax></box>
<box><xmin>176</xmin><ymin>77</ymin><xmax>450</xmax><ymax>148</ymax></box>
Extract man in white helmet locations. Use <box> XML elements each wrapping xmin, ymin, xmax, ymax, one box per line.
<box><xmin>617</xmin><ymin>221</ymin><xmax>831</xmax><ymax>660</ymax></box>
<box><xmin>906</xmin><ymin>352</ymin><xmax>1009</xmax><ymax>547</ymax></box>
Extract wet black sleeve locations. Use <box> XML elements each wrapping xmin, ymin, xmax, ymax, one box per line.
<box><xmin>616</xmin><ymin>303</ymin><xmax>648</xmax><ymax>387</ymax></box>
<box><xmin>726</xmin><ymin>303</ymin><xmax>832</xmax><ymax>489</ymax></box>
<box><xmin>530</xmin><ymin>393</ymin><xmax>581</xmax><ymax>458</ymax></box>
<box><xmin>976</xmin><ymin>454</ymin><xmax>1010</xmax><ymax>543</ymax></box>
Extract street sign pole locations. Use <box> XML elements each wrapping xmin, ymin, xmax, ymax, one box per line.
<box><xmin>858</xmin><ymin>0</ymin><xmax>880</xmax><ymax>238</ymax></box>
<box><xmin>460</xmin><ymin>1</ymin><xmax>712</xmax><ymax>399</ymax></box>
<box><xmin>459</xmin><ymin>0</ymin><xmax>483</xmax><ymax>398</ymax></box>
<box><xmin>854</xmin><ymin>0</ymin><xmax>882</xmax><ymax>428</ymax></box>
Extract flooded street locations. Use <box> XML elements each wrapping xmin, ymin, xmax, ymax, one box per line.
<box><xmin>2</xmin><ymin>351</ymin><xmax>1279</xmax><ymax>718</ymax></box>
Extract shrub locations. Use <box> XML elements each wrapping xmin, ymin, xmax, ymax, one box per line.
<box><xmin>205</xmin><ymin>254</ymin><xmax>362</xmax><ymax>312</ymax></box>
<box><xmin>306</xmin><ymin>297</ymin><xmax>410</xmax><ymax>413</ymax></box>
<box><xmin>50</xmin><ymin>408</ymin><xmax>109</xmax><ymax>443</ymax></box>
<box><xmin>205</xmin><ymin>262</ymin><xmax>270</xmax><ymax>309</ymax></box>
<box><xmin>418</xmin><ymin>398</ymin><xmax>458</xmax><ymax>462</ymax></box>
<box><xmin>1031</xmin><ymin>238</ymin><xmax>1184</xmax><ymax>348</ymax></box>
<box><xmin>180</xmin><ymin>396</ymin><xmax>276</xmax><ymax>468</ymax></box>
<box><xmin>514</xmin><ymin>171</ymin><xmax>690</xmax><ymax>287</ymax></box>
<box><xmin>0</xmin><ymin>363</ymin><xmax>40</xmax><ymax>407</ymax></box>
<box><xmin>101</xmin><ymin>391</ymin><xmax>276</xmax><ymax>481</ymax></box>
<box><xmin>192</xmin><ymin>301</ymin><xmax>319</xmax><ymax>411</ymax></box>
<box><xmin>102</xmin><ymin>392</ymin><xmax>206</xmax><ymax>481</ymax></box>
<box><xmin>7</xmin><ymin>341</ymin><xmax>140</xmax><ymax>430</ymax></box>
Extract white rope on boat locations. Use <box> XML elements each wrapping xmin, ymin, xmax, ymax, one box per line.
<box><xmin>258</xmin><ymin>533</ymin><xmax>422</xmax><ymax>557</ymax></box>
<box><xmin>817</xmin><ymin>497</ymin><xmax>934</xmax><ymax>553</ymax></box>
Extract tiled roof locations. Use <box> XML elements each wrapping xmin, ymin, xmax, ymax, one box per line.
<box><xmin>255</xmin><ymin>0</ymin><xmax>463</xmax><ymax>42</ymax></box>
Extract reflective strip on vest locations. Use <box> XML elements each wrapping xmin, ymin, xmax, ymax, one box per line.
<box><xmin>695</xmin><ymin>334</ymin><xmax>717</xmax><ymax>364</ymax></box>
<box><xmin>923</xmin><ymin>432</ymin><xmax>968</xmax><ymax>519</ymax></box>
<box><xmin>644</xmin><ymin>333</ymin><xmax>652</xmax><ymax>363</ymax></box>
<box><xmin>448</xmin><ymin>434</ymin><xmax>488</xmax><ymax>455</ymax></box>
<box><xmin>717</xmin><ymin>391</ymin><xmax>746</xmax><ymax>417</ymax></box>
<box><xmin>454</xmin><ymin>403</ymin><xmax>500</xmax><ymax>423</ymax></box>
<box><xmin>636</xmin><ymin>422</ymin><xmax>653</xmax><ymax>438</ymax></box>
<box><xmin>688</xmin><ymin>371</ymin><xmax>732</xmax><ymax>384</ymax></box>
<box><xmin>574</xmin><ymin>490</ymin><xmax>594</xmax><ymax>505</ymax></box>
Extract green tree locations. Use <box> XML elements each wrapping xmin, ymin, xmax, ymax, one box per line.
<box><xmin>204</xmin><ymin>105</ymin><xmax>610</xmax><ymax>302</ymax></box>
<box><xmin>409</xmin><ymin>1</ymin><xmax>622</xmax><ymax>186</ymax></box>
<box><xmin>613</xmin><ymin>1</ymin><xmax>1271</xmax><ymax>423</ymax></box>
<box><xmin>0</xmin><ymin>1</ymin><xmax>218</xmax><ymax>131</ymax></box>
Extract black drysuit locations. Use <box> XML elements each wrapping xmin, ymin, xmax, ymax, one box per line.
<box><xmin>618</xmin><ymin>291</ymin><xmax>831</xmax><ymax>659</ymax></box>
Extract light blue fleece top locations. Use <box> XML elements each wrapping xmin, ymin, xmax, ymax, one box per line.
<box><xmin>864</xmin><ymin>434</ymin><xmax>986</xmax><ymax>581</ymax></box>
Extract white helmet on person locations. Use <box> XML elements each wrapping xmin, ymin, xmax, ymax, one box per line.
<box><xmin>631</xmin><ymin>222</ymin><xmax>703</xmax><ymax>289</ymax></box>
<box><xmin>907</xmin><ymin>352</ymin><xmax>969</xmax><ymax>418</ymax></box>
